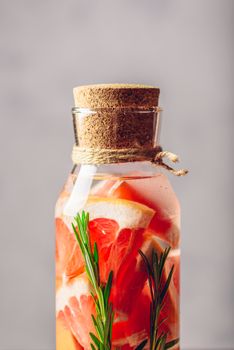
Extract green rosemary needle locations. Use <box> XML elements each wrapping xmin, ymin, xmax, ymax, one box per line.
<box><xmin>72</xmin><ymin>211</ymin><xmax>114</xmax><ymax>350</ymax></box>
<box><xmin>137</xmin><ymin>248</ymin><xmax>179</xmax><ymax>350</ymax></box>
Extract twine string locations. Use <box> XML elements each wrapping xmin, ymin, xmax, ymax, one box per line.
<box><xmin>72</xmin><ymin>145</ymin><xmax>188</xmax><ymax>176</ymax></box>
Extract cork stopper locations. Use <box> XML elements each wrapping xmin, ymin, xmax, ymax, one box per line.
<box><xmin>73</xmin><ymin>84</ymin><xmax>160</xmax><ymax>109</ymax></box>
<box><xmin>72</xmin><ymin>84</ymin><xmax>160</xmax><ymax>150</ymax></box>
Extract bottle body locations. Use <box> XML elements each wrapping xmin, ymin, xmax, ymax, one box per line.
<box><xmin>55</xmin><ymin>163</ymin><xmax>180</xmax><ymax>350</ymax></box>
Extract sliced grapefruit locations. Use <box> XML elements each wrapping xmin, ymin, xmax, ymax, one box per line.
<box><xmin>166</xmin><ymin>249</ymin><xmax>180</xmax><ymax>295</ymax></box>
<box><xmin>111</xmin><ymin>235</ymin><xmax>177</xmax><ymax>349</ymax></box>
<box><xmin>84</xmin><ymin>196</ymin><xmax>155</xmax><ymax>229</ymax></box>
<box><xmin>56</xmin><ymin>311</ymin><xmax>83</xmax><ymax>350</ymax></box>
<box><xmin>85</xmin><ymin>197</ymin><xmax>155</xmax><ymax>284</ymax></box>
<box><xmin>56</xmin><ymin>197</ymin><xmax>156</xmax><ymax>349</ymax></box>
<box><xmin>88</xmin><ymin>217</ymin><xmax>119</xmax><ymax>282</ymax></box>
<box><xmin>56</xmin><ymin>218</ymin><xmax>84</xmax><ymax>278</ymax></box>
<box><xmin>91</xmin><ymin>173</ymin><xmax>180</xmax><ymax>247</ymax></box>
<box><xmin>56</xmin><ymin>197</ymin><xmax>154</xmax><ymax>280</ymax></box>
<box><xmin>56</xmin><ymin>273</ymin><xmax>96</xmax><ymax>350</ymax></box>
<box><xmin>112</xmin><ymin>291</ymin><xmax>150</xmax><ymax>349</ymax></box>
<box><xmin>55</xmin><ymin>187</ymin><xmax>179</xmax><ymax>348</ymax></box>
<box><xmin>110</xmin><ymin>233</ymin><xmax>179</xmax><ymax>347</ymax></box>
<box><xmin>141</xmin><ymin>241</ymin><xmax>180</xmax><ymax>343</ymax></box>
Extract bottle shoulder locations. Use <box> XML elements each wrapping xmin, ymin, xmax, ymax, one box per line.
<box><xmin>71</xmin><ymin>162</ymin><xmax>162</xmax><ymax>180</ymax></box>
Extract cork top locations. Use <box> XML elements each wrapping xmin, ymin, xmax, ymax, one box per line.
<box><xmin>72</xmin><ymin>83</ymin><xmax>161</xmax><ymax>151</ymax></box>
<box><xmin>73</xmin><ymin>84</ymin><xmax>160</xmax><ymax>109</ymax></box>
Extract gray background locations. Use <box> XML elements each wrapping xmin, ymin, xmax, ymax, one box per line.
<box><xmin>0</xmin><ymin>0</ymin><xmax>233</xmax><ymax>349</ymax></box>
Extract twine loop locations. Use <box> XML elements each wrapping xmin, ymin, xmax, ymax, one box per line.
<box><xmin>72</xmin><ymin>145</ymin><xmax>188</xmax><ymax>176</ymax></box>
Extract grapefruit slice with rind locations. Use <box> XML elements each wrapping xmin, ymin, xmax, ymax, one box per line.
<box><xmin>56</xmin><ymin>311</ymin><xmax>83</xmax><ymax>350</ymax></box>
<box><xmin>91</xmin><ymin>173</ymin><xmax>180</xmax><ymax>247</ymax></box>
<box><xmin>84</xmin><ymin>196</ymin><xmax>155</xmax><ymax>229</ymax></box>
<box><xmin>56</xmin><ymin>197</ymin><xmax>156</xmax><ymax>348</ymax></box>
<box><xmin>56</xmin><ymin>273</ymin><xmax>96</xmax><ymax>350</ymax></box>
<box><xmin>56</xmin><ymin>197</ymin><xmax>155</xmax><ymax>279</ymax></box>
<box><xmin>56</xmin><ymin>218</ymin><xmax>85</xmax><ymax>278</ymax></box>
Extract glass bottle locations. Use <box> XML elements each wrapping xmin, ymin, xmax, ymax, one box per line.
<box><xmin>55</xmin><ymin>84</ymin><xmax>180</xmax><ymax>350</ymax></box>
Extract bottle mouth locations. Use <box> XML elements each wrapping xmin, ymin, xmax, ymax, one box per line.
<box><xmin>71</xmin><ymin>106</ymin><xmax>162</xmax><ymax>151</ymax></box>
<box><xmin>72</xmin><ymin>106</ymin><xmax>162</xmax><ymax>114</ymax></box>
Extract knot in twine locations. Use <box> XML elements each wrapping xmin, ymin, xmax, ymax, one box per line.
<box><xmin>72</xmin><ymin>145</ymin><xmax>188</xmax><ymax>176</ymax></box>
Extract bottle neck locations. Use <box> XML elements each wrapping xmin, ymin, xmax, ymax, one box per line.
<box><xmin>71</xmin><ymin>161</ymin><xmax>161</xmax><ymax>180</ymax></box>
<box><xmin>70</xmin><ymin>106</ymin><xmax>163</xmax><ymax>179</ymax></box>
<box><xmin>72</xmin><ymin>107</ymin><xmax>161</xmax><ymax>149</ymax></box>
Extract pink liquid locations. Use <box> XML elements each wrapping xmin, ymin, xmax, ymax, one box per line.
<box><xmin>55</xmin><ymin>173</ymin><xmax>180</xmax><ymax>350</ymax></box>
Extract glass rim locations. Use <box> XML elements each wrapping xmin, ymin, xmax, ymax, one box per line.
<box><xmin>72</xmin><ymin>106</ymin><xmax>163</xmax><ymax>114</ymax></box>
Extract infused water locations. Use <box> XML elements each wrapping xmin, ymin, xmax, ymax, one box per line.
<box><xmin>55</xmin><ymin>170</ymin><xmax>180</xmax><ymax>350</ymax></box>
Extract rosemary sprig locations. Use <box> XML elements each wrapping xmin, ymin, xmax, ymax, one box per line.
<box><xmin>137</xmin><ymin>247</ymin><xmax>179</xmax><ymax>350</ymax></box>
<box><xmin>72</xmin><ymin>211</ymin><xmax>114</xmax><ymax>350</ymax></box>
